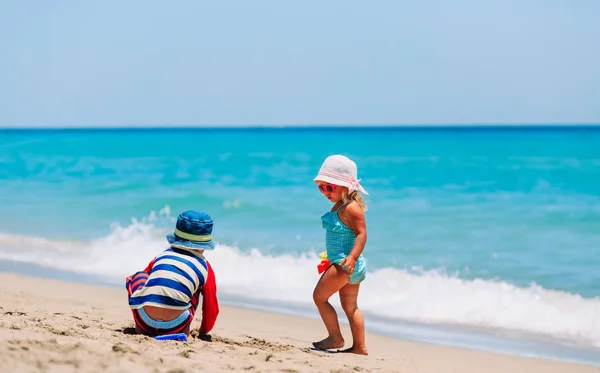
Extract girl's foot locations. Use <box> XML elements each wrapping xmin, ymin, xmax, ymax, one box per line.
<box><xmin>338</xmin><ymin>345</ymin><xmax>368</xmax><ymax>355</ymax></box>
<box><xmin>312</xmin><ymin>336</ymin><xmax>345</xmax><ymax>350</ymax></box>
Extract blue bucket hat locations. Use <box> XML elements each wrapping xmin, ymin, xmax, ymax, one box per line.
<box><xmin>166</xmin><ymin>210</ymin><xmax>216</xmax><ymax>251</ymax></box>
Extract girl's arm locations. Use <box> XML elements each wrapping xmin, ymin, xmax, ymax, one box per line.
<box><xmin>341</xmin><ymin>202</ymin><xmax>367</xmax><ymax>265</ymax></box>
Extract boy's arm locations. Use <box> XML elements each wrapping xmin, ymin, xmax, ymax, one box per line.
<box><xmin>198</xmin><ymin>260</ymin><xmax>219</xmax><ymax>335</ymax></box>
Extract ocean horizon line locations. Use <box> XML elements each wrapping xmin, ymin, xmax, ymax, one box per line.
<box><xmin>2</xmin><ymin>123</ymin><xmax>600</xmax><ymax>132</ymax></box>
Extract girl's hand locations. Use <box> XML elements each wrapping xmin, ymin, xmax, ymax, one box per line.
<box><xmin>340</xmin><ymin>256</ymin><xmax>357</xmax><ymax>275</ymax></box>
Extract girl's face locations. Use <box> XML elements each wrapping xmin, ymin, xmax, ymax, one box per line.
<box><xmin>316</xmin><ymin>181</ymin><xmax>344</xmax><ymax>202</ymax></box>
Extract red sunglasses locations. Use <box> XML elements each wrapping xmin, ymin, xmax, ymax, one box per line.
<box><xmin>318</xmin><ymin>183</ymin><xmax>337</xmax><ymax>194</ymax></box>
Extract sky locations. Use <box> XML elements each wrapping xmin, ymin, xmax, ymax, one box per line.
<box><xmin>1</xmin><ymin>1</ymin><xmax>599</xmax><ymax>127</ymax></box>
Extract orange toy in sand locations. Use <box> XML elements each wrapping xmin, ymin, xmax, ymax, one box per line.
<box><xmin>317</xmin><ymin>251</ymin><xmax>331</xmax><ymax>274</ymax></box>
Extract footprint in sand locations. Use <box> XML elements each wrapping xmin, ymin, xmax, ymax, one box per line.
<box><xmin>4</xmin><ymin>311</ymin><xmax>26</xmax><ymax>316</ymax></box>
<box><xmin>112</xmin><ymin>342</ymin><xmax>139</xmax><ymax>355</ymax></box>
<box><xmin>48</xmin><ymin>357</ymin><xmax>81</xmax><ymax>368</ymax></box>
<box><xmin>41</xmin><ymin>324</ymin><xmax>72</xmax><ymax>336</ymax></box>
<box><xmin>177</xmin><ymin>349</ymin><xmax>196</xmax><ymax>358</ymax></box>
<box><xmin>211</xmin><ymin>335</ymin><xmax>295</xmax><ymax>353</ymax></box>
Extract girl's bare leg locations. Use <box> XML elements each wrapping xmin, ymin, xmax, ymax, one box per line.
<box><xmin>312</xmin><ymin>264</ymin><xmax>349</xmax><ymax>350</ymax></box>
<box><xmin>338</xmin><ymin>283</ymin><xmax>368</xmax><ymax>355</ymax></box>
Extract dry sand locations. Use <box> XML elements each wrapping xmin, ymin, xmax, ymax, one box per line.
<box><xmin>0</xmin><ymin>273</ymin><xmax>598</xmax><ymax>373</ymax></box>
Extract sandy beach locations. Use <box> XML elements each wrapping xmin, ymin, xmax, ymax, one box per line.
<box><xmin>0</xmin><ymin>273</ymin><xmax>597</xmax><ymax>373</ymax></box>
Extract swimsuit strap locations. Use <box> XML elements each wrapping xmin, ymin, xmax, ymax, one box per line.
<box><xmin>333</xmin><ymin>201</ymin><xmax>351</xmax><ymax>212</ymax></box>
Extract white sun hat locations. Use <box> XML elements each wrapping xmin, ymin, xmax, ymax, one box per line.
<box><xmin>313</xmin><ymin>155</ymin><xmax>368</xmax><ymax>195</ymax></box>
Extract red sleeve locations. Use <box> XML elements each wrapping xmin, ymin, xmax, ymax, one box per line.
<box><xmin>199</xmin><ymin>260</ymin><xmax>219</xmax><ymax>334</ymax></box>
<box><xmin>143</xmin><ymin>257</ymin><xmax>157</xmax><ymax>273</ymax></box>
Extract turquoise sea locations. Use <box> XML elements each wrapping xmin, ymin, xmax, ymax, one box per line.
<box><xmin>1</xmin><ymin>127</ymin><xmax>599</xmax><ymax>364</ymax></box>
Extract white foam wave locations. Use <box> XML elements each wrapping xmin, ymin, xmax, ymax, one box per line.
<box><xmin>0</xmin><ymin>216</ymin><xmax>599</xmax><ymax>348</ymax></box>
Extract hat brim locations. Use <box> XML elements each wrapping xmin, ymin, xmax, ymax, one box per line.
<box><xmin>166</xmin><ymin>232</ymin><xmax>216</xmax><ymax>251</ymax></box>
<box><xmin>314</xmin><ymin>175</ymin><xmax>350</xmax><ymax>188</ymax></box>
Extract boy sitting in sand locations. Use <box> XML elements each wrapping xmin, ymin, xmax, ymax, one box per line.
<box><xmin>126</xmin><ymin>210</ymin><xmax>219</xmax><ymax>339</ymax></box>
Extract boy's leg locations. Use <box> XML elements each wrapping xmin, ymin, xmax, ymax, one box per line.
<box><xmin>312</xmin><ymin>264</ymin><xmax>349</xmax><ymax>350</ymax></box>
<box><xmin>338</xmin><ymin>283</ymin><xmax>368</xmax><ymax>355</ymax></box>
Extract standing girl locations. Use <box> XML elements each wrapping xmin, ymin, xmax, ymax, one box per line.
<box><xmin>312</xmin><ymin>155</ymin><xmax>369</xmax><ymax>355</ymax></box>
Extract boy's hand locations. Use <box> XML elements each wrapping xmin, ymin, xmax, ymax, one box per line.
<box><xmin>198</xmin><ymin>332</ymin><xmax>212</xmax><ymax>342</ymax></box>
<box><xmin>192</xmin><ymin>327</ymin><xmax>212</xmax><ymax>341</ymax></box>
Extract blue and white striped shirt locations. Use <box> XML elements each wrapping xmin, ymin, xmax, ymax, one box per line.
<box><xmin>129</xmin><ymin>247</ymin><xmax>209</xmax><ymax>310</ymax></box>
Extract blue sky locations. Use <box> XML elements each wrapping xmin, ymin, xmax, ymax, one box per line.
<box><xmin>1</xmin><ymin>1</ymin><xmax>599</xmax><ymax>127</ymax></box>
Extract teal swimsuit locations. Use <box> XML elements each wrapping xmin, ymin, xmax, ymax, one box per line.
<box><xmin>322</xmin><ymin>202</ymin><xmax>367</xmax><ymax>284</ymax></box>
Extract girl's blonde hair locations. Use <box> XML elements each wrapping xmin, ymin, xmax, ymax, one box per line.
<box><xmin>341</xmin><ymin>188</ymin><xmax>367</xmax><ymax>211</ymax></box>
